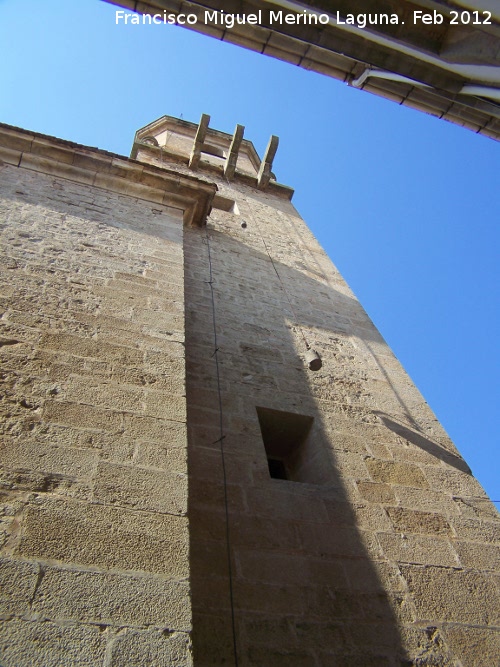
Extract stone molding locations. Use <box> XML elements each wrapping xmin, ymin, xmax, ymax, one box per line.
<box><xmin>0</xmin><ymin>123</ymin><xmax>217</xmax><ymax>226</ymax></box>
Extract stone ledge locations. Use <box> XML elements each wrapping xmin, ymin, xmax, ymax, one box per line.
<box><xmin>0</xmin><ymin>123</ymin><xmax>217</xmax><ymax>227</ymax></box>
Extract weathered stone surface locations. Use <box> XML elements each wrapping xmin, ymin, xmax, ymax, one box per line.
<box><xmin>33</xmin><ymin>567</ymin><xmax>191</xmax><ymax>630</ymax></box>
<box><xmin>424</xmin><ymin>467</ymin><xmax>489</xmax><ymax>498</ymax></box>
<box><xmin>42</xmin><ymin>400</ymin><xmax>123</xmax><ymax>433</ymax></box>
<box><xmin>331</xmin><ymin>450</ymin><xmax>371</xmax><ymax>480</ymax></box>
<box><xmin>394</xmin><ymin>486</ymin><xmax>461</xmax><ymax>515</ymax></box>
<box><xmin>400</xmin><ymin>565</ymin><xmax>499</xmax><ymax>625</ymax></box>
<box><xmin>378</xmin><ymin>533</ymin><xmax>459</xmax><ymax>567</ymax></box>
<box><xmin>107</xmin><ymin>629</ymin><xmax>193</xmax><ymax>666</ymax></box>
<box><xmin>0</xmin><ymin>557</ymin><xmax>39</xmax><ymax>616</ymax></box>
<box><xmin>386</xmin><ymin>507</ymin><xmax>452</xmax><ymax>536</ymax></box>
<box><xmin>1</xmin><ymin>437</ymin><xmax>98</xmax><ymax>481</ymax></box>
<box><xmin>444</xmin><ymin>626</ymin><xmax>500</xmax><ymax>667</ymax></box>
<box><xmin>19</xmin><ymin>497</ymin><xmax>189</xmax><ymax>577</ymax></box>
<box><xmin>345</xmin><ymin>559</ymin><xmax>406</xmax><ymax>593</ymax></box>
<box><xmin>0</xmin><ymin>619</ymin><xmax>106</xmax><ymax>667</ymax></box>
<box><xmin>123</xmin><ymin>413</ymin><xmax>187</xmax><ymax>444</ymax></box>
<box><xmin>93</xmin><ymin>461</ymin><xmax>188</xmax><ymax>514</ymax></box>
<box><xmin>400</xmin><ymin>626</ymin><xmax>459</xmax><ymax>666</ymax></box>
<box><xmin>450</xmin><ymin>517</ymin><xmax>500</xmax><ymax>544</ymax></box>
<box><xmin>356</xmin><ymin>481</ymin><xmax>396</xmax><ymax>504</ymax></box>
<box><xmin>2</xmin><ymin>117</ymin><xmax>499</xmax><ymax>667</ymax></box>
<box><xmin>454</xmin><ymin>540</ymin><xmax>500</xmax><ymax>571</ymax></box>
<box><xmin>365</xmin><ymin>459</ymin><xmax>429</xmax><ymax>488</ymax></box>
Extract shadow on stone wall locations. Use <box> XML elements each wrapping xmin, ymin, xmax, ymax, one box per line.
<box><xmin>183</xmin><ymin>223</ymin><xmax>459</xmax><ymax>666</ymax></box>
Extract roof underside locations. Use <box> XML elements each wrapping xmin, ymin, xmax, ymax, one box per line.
<box><xmin>106</xmin><ymin>0</ymin><xmax>500</xmax><ymax>140</ymax></box>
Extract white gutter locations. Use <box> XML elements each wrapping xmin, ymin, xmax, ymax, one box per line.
<box><xmin>352</xmin><ymin>68</ymin><xmax>500</xmax><ymax>102</ymax></box>
<box><xmin>460</xmin><ymin>84</ymin><xmax>500</xmax><ymax>101</ymax></box>
<box><xmin>266</xmin><ymin>0</ymin><xmax>500</xmax><ymax>87</ymax></box>
<box><xmin>351</xmin><ymin>69</ymin><xmax>431</xmax><ymax>89</ymax></box>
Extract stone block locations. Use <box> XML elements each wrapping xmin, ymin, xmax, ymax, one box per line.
<box><xmin>296</xmin><ymin>523</ymin><xmax>368</xmax><ymax>558</ymax></box>
<box><xmin>450</xmin><ymin>517</ymin><xmax>500</xmax><ymax>544</ymax></box>
<box><xmin>401</xmin><ymin>565</ymin><xmax>499</xmax><ymax>624</ymax></box>
<box><xmin>348</xmin><ymin>621</ymin><xmax>401</xmax><ymax>650</ymax></box>
<box><xmin>444</xmin><ymin>626</ymin><xmax>500</xmax><ymax>667</ymax></box>
<box><xmin>123</xmin><ymin>413</ymin><xmax>187</xmax><ymax>444</ymax></box>
<box><xmin>424</xmin><ymin>467</ymin><xmax>489</xmax><ymax>498</ymax></box>
<box><xmin>191</xmin><ymin>611</ymin><xmax>236</xmax><ymax>666</ymax></box>
<box><xmin>394</xmin><ymin>486</ymin><xmax>461</xmax><ymax>515</ymax></box>
<box><xmin>244</xmin><ymin>486</ymin><xmax>330</xmax><ymax>523</ymax></box>
<box><xmin>134</xmin><ymin>441</ymin><xmax>187</xmax><ymax>471</ymax></box>
<box><xmin>236</xmin><ymin>550</ymin><xmax>319</xmax><ymax>586</ymax></box>
<box><xmin>314</xmin><ymin>654</ymin><xmax>391</xmax><ymax>667</ymax></box>
<box><xmin>331</xmin><ymin>451</ymin><xmax>371</xmax><ymax>481</ymax></box>
<box><xmin>455</xmin><ymin>541</ymin><xmax>500</xmax><ymax>571</ymax></box>
<box><xmin>0</xmin><ymin>145</ymin><xmax>22</xmax><ymax>165</ymax></box>
<box><xmin>1</xmin><ymin>437</ymin><xmax>97</xmax><ymax>481</ymax></box>
<box><xmin>386</xmin><ymin>507</ymin><xmax>452</xmax><ymax>536</ymax></box>
<box><xmin>345</xmin><ymin>559</ymin><xmax>406</xmax><ymax>593</ymax></box>
<box><xmin>378</xmin><ymin>533</ymin><xmax>459</xmax><ymax>567</ymax></box>
<box><xmin>322</xmin><ymin>499</ymin><xmax>357</xmax><ymax>526</ymax></box>
<box><xmin>190</xmin><ymin>540</ymin><xmax>233</xmax><ymax>580</ymax></box>
<box><xmin>0</xmin><ymin>618</ymin><xmax>106</xmax><ymax>667</ymax></box>
<box><xmin>33</xmin><ymin>567</ymin><xmax>190</xmax><ymax>630</ymax></box>
<box><xmin>93</xmin><ymin>461</ymin><xmax>187</xmax><ymax>515</ymax></box>
<box><xmin>400</xmin><ymin>626</ymin><xmax>457</xmax><ymax>666</ymax></box>
<box><xmin>247</xmin><ymin>646</ymin><xmax>316</xmax><ymax>666</ymax></box>
<box><xmin>114</xmin><ymin>271</ymin><xmax>159</xmax><ymax>285</ymax></box>
<box><xmin>189</xmin><ymin>506</ymin><xmax>227</xmax><ymax>543</ymax></box>
<box><xmin>229</xmin><ymin>514</ymin><xmax>300</xmax><ymax>551</ymax></box>
<box><xmin>143</xmin><ymin>389</ymin><xmax>187</xmax><ymax>421</ymax></box>
<box><xmin>310</xmin><ymin>586</ymin><xmax>364</xmax><ymax>622</ymax></box>
<box><xmin>0</xmin><ymin>557</ymin><xmax>39</xmax><ymax>616</ymax></box>
<box><xmin>43</xmin><ymin>400</ymin><xmax>122</xmax><ymax>432</ymax></box>
<box><xmin>189</xmin><ymin>477</ymin><xmax>246</xmax><ymax>515</ymax></box>
<box><xmin>39</xmin><ymin>332</ymin><xmax>144</xmax><ymax>365</ymax></box>
<box><xmin>19</xmin><ymin>497</ymin><xmax>189</xmax><ymax>577</ymax></box>
<box><xmin>191</xmin><ymin>574</ymin><xmax>232</xmax><ymax>613</ymax></box>
<box><xmin>189</xmin><ymin>446</ymin><xmax>256</xmax><ymax>486</ymax></box>
<box><xmin>61</xmin><ymin>379</ymin><xmax>144</xmax><ymax>413</ymax></box>
<box><xmin>118</xmin><ymin>366</ymin><xmax>185</xmax><ymax>393</ymax></box>
<box><xmin>233</xmin><ymin>581</ymin><xmax>307</xmax><ymax>616</ymax></box>
<box><xmin>365</xmin><ymin>459</ymin><xmax>428</xmax><ymax>488</ymax></box>
<box><xmin>366</xmin><ymin>441</ymin><xmax>392</xmax><ymax>459</ymax></box>
<box><xmin>356</xmin><ymin>481</ymin><xmax>396</xmax><ymax>504</ymax></box>
<box><xmin>107</xmin><ymin>629</ymin><xmax>193</xmax><ymax>667</ymax></box>
<box><xmin>388</xmin><ymin>442</ymin><xmax>445</xmax><ymax>466</ymax></box>
<box><xmin>351</xmin><ymin>504</ymin><xmax>394</xmax><ymax>531</ymax></box>
<box><xmin>304</xmin><ymin>557</ymin><xmax>350</xmax><ymax>591</ymax></box>
<box><xmin>454</xmin><ymin>496</ymin><xmax>499</xmax><ymax>520</ymax></box>
<box><xmin>31</xmin><ymin>138</ymin><xmax>74</xmax><ymax>164</ymax></box>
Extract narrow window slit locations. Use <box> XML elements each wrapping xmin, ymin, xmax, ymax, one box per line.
<box><xmin>256</xmin><ymin>406</ymin><xmax>314</xmax><ymax>483</ymax></box>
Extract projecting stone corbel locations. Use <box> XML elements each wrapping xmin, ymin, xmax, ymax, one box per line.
<box><xmin>189</xmin><ymin>113</ymin><xmax>210</xmax><ymax>170</ymax></box>
<box><xmin>257</xmin><ymin>135</ymin><xmax>279</xmax><ymax>189</ymax></box>
<box><xmin>224</xmin><ymin>124</ymin><xmax>244</xmax><ymax>180</ymax></box>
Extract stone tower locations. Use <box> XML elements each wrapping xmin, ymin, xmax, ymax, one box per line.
<box><xmin>0</xmin><ymin>116</ymin><xmax>498</xmax><ymax>666</ymax></box>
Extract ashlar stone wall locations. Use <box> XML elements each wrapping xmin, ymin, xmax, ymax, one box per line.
<box><xmin>1</xmin><ymin>119</ymin><xmax>499</xmax><ymax>667</ymax></box>
<box><xmin>0</xmin><ymin>154</ymin><xmax>193</xmax><ymax>665</ymax></box>
<box><xmin>185</xmin><ymin>173</ymin><xmax>500</xmax><ymax>666</ymax></box>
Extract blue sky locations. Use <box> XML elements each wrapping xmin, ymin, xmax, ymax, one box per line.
<box><xmin>1</xmin><ymin>0</ymin><xmax>499</xmax><ymax>501</ymax></box>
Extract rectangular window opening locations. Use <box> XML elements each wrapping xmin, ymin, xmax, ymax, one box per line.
<box><xmin>267</xmin><ymin>458</ymin><xmax>288</xmax><ymax>480</ymax></box>
<box><xmin>256</xmin><ymin>407</ymin><xmax>315</xmax><ymax>484</ymax></box>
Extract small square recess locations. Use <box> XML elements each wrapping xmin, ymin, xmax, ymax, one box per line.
<box><xmin>256</xmin><ymin>407</ymin><xmax>314</xmax><ymax>483</ymax></box>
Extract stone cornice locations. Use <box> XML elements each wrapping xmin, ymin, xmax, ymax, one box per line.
<box><xmin>133</xmin><ymin>140</ymin><xmax>295</xmax><ymax>201</ymax></box>
<box><xmin>0</xmin><ymin>123</ymin><xmax>217</xmax><ymax>227</ymax></box>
